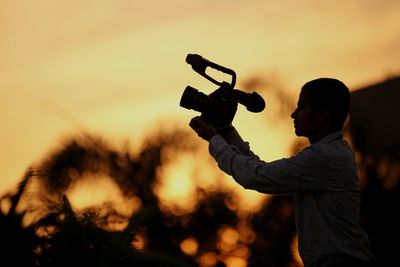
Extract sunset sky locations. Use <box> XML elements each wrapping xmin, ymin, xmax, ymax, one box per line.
<box><xmin>1</xmin><ymin>0</ymin><xmax>400</xmax><ymax>195</ymax></box>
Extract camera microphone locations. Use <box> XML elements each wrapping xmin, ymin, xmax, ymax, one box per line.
<box><xmin>234</xmin><ymin>90</ymin><xmax>266</xmax><ymax>113</ymax></box>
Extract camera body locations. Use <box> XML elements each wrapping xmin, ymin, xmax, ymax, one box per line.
<box><xmin>180</xmin><ymin>54</ymin><xmax>265</xmax><ymax>134</ymax></box>
<box><xmin>180</xmin><ymin>82</ymin><xmax>238</xmax><ymax>133</ymax></box>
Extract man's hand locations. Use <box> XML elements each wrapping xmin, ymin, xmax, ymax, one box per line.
<box><xmin>189</xmin><ymin>116</ymin><xmax>219</xmax><ymax>141</ymax></box>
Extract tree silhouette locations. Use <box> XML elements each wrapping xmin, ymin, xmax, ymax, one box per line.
<box><xmin>0</xmin><ymin>128</ymin><xmax>302</xmax><ymax>267</ymax></box>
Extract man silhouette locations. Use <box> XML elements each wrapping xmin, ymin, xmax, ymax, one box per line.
<box><xmin>189</xmin><ymin>78</ymin><xmax>375</xmax><ymax>267</ymax></box>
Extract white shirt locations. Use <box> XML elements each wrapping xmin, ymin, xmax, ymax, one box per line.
<box><xmin>209</xmin><ymin>130</ymin><xmax>374</xmax><ymax>266</ymax></box>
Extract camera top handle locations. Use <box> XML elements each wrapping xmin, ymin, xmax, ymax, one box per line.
<box><xmin>186</xmin><ymin>54</ymin><xmax>236</xmax><ymax>89</ymax></box>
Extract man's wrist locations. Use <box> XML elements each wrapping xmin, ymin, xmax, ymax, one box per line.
<box><xmin>209</xmin><ymin>134</ymin><xmax>226</xmax><ymax>158</ymax></box>
<box><xmin>209</xmin><ymin>134</ymin><xmax>222</xmax><ymax>143</ymax></box>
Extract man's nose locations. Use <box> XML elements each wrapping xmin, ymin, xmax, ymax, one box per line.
<box><xmin>291</xmin><ymin>110</ymin><xmax>297</xmax><ymax>119</ymax></box>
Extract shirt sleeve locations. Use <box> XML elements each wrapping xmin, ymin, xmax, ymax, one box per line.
<box><xmin>209</xmin><ymin>135</ymin><xmax>330</xmax><ymax>194</ymax></box>
<box><xmin>220</xmin><ymin>127</ymin><xmax>257</xmax><ymax>157</ymax></box>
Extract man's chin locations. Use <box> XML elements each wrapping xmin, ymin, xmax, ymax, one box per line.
<box><xmin>294</xmin><ymin>128</ymin><xmax>305</xmax><ymax>137</ymax></box>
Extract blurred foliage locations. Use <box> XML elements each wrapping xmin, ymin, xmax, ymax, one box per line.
<box><xmin>355</xmin><ymin>151</ymin><xmax>400</xmax><ymax>266</ymax></box>
<box><xmin>0</xmin><ymin>129</ymin><xmax>299</xmax><ymax>267</ymax></box>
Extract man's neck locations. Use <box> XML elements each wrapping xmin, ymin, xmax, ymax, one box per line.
<box><xmin>308</xmin><ymin>127</ymin><xmax>338</xmax><ymax>144</ymax></box>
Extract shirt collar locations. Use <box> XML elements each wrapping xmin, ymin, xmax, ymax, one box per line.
<box><xmin>318</xmin><ymin>131</ymin><xmax>343</xmax><ymax>144</ymax></box>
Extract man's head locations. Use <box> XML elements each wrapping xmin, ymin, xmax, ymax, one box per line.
<box><xmin>291</xmin><ymin>78</ymin><xmax>350</xmax><ymax>142</ymax></box>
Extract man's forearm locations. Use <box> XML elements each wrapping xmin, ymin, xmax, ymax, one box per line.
<box><xmin>220</xmin><ymin>127</ymin><xmax>254</xmax><ymax>157</ymax></box>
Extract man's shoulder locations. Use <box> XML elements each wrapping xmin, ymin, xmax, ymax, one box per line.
<box><xmin>297</xmin><ymin>138</ymin><xmax>349</xmax><ymax>160</ymax></box>
<box><xmin>304</xmin><ymin>138</ymin><xmax>355</xmax><ymax>170</ymax></box>
<box><xmin>290</xmin><ymin>144</ymin><xmax>329</xmax><ymax>167</ymax></box>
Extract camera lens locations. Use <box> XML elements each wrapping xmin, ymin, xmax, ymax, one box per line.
<box><xmin>180</xmin><ymin>86</ymin><xmax>208</xmax><ymax>112</ymax></box>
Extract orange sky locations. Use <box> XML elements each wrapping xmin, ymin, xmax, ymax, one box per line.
<box><xmin>1</xmin><ymin>0</ymin><xmax>400</xmax><ymax>195</ymax></box>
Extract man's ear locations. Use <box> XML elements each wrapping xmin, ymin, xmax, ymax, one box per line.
<box><xmin>316</xmin><ymin>108</ymin><xmax>330</xmax><ymax>123</ymax></box>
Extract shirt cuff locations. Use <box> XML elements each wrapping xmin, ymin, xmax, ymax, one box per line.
<box><xmin>209</xmin><ymin>134</ymin><xmax>228</xmax><ymax>158</ymax></box>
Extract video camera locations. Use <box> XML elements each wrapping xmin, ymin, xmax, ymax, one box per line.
<box><xmin>180</xmin><ymin>54</ymin><xmax>266</xmax><ymax>134</ymax></box>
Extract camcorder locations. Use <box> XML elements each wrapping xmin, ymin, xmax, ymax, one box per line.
<box><xmin>180</xmin><ymin>54</ymin><xmax>266</xmax><ymax>134</ymax></box>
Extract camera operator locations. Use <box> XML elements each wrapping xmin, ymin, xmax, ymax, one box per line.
<box><xmin>189</xmin><ymin>78</ymin><xmax>375</xmax><ymax>267</ymax></box>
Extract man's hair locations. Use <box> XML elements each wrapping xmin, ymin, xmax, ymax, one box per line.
<box><xmin>301</xmin><ymin>78</ymin><xmax>350</xmax><ymax>130</ymax></box>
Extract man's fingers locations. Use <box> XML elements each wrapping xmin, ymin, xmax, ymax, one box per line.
<box><xmin>189</xmin><ymin>116</ymin><xmax>218</xmax><ymax>141</ymax></box>
<box><xmin>189</xmin><ymin>116</ymin><xmax>208</xmax><ymax>140</ymax></box>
